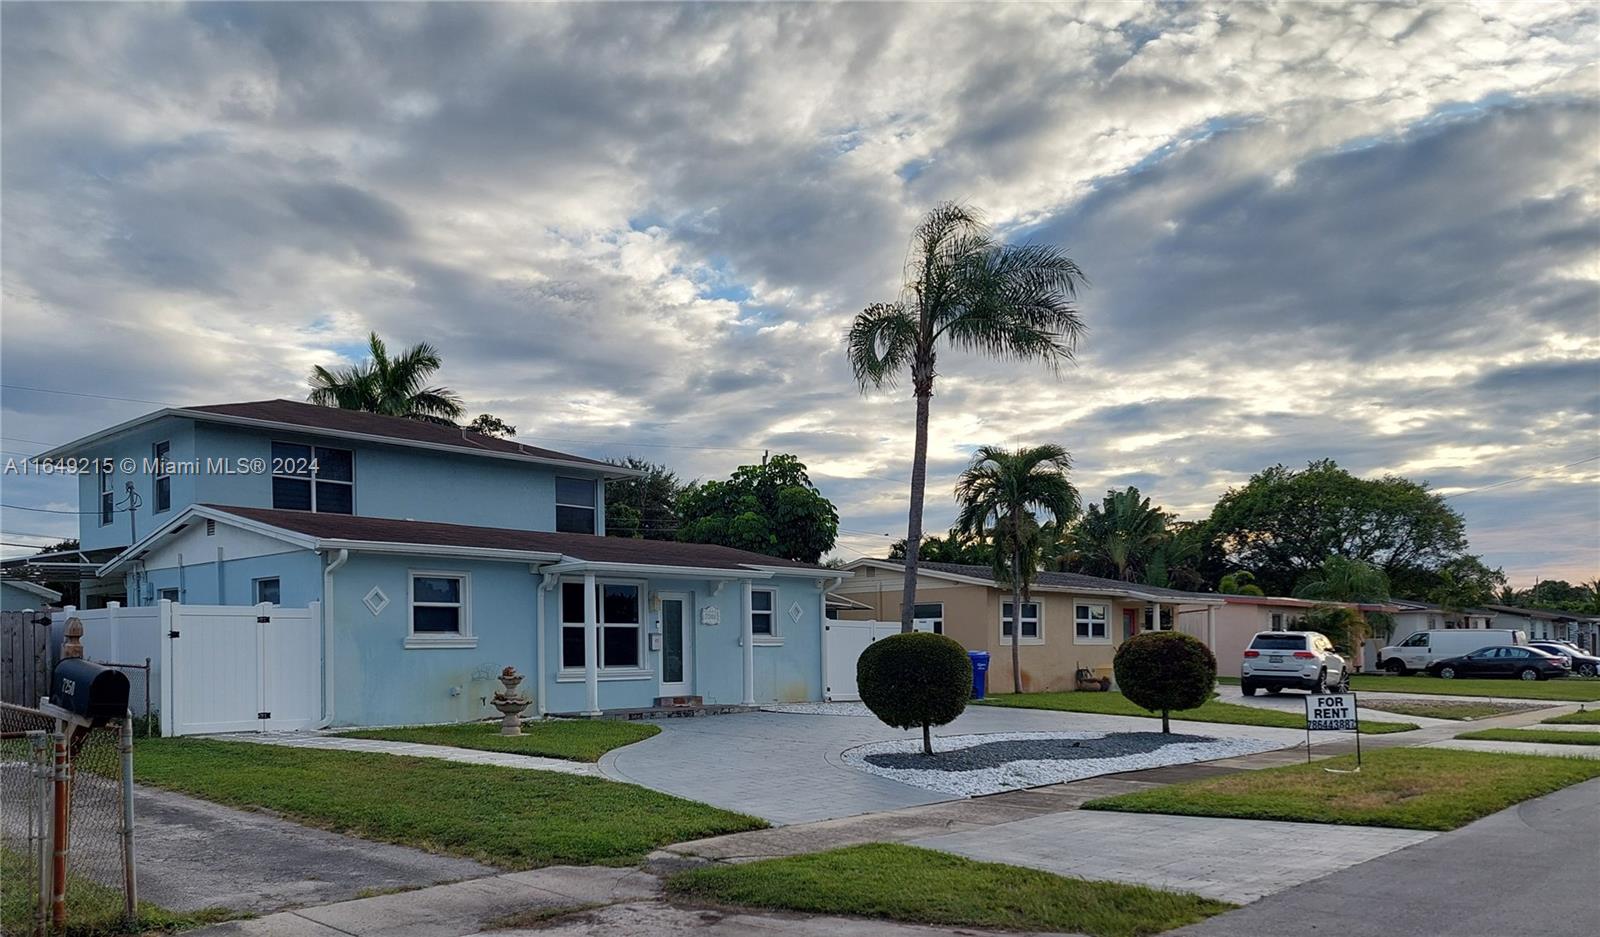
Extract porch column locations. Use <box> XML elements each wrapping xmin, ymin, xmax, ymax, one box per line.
<box><xmin>741</xmin><ymin>579</ymin><xmax>755</xmax><ymax>706</ymax></box>
<box><xmin>583</xmin><ymin>571</ymin><xmax>600</xmax><ymax>715</ymax></box>
<box><xmin>1205</xmin><ymin>605</ymin><xmax>1216</xmax><ymax>649</ymax></box>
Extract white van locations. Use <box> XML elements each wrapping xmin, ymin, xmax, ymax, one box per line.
<box><xmin>1376</xmin><ymin>629</ymin><xmax>1528</xmax><ymax>675</ymax></box>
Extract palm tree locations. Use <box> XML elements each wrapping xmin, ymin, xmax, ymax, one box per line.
<box><xmin>954</xmin><ymin>444</ymin><xmax>1080</xmax><ymax>694</ymax></box>
<box><xmin>848</xmin><ymin>203</ymin><xmax>1088</xmax><ymax>632</ymax></box>
<box><xmin>1069</xmin><ymin>487</ymin><xmax>1168</xmax><ymax>582</ymax></box>
<box><xmin>307</xmin><ymin>332</ymin><xmax>465</xmax><ymax>425</ymax></box>
<box><xmin>1293</xmin><ymin>556</ymin><xmax>1391</xmax><ymax>604</ymax></box>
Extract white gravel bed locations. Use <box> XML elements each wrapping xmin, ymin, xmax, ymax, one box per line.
<box><xmin>760</xmin><ymin>701</ymin><xmax>876</xmax><ymax>716</ymax></box>
<box><xmin>841</xmin><ymin>730</ymin><xmax>1287</xmax><ymax>796</ymax></box>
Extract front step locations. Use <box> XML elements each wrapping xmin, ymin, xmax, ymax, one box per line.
<box><xmin>654</xmin><ymin>695</ymin><xmax>703</xmax><ymax>708</ymax></box>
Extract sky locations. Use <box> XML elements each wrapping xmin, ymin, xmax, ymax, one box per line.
<box><xmin>1</xmin><ymin>1</ymin><xmax>1596</xmax><ymax>587</ymax></box>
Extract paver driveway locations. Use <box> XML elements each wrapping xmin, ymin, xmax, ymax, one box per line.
<box><xmin>597</xmin><ymin>705</ymin><xmax>1300</xmax><ymax>825</ymax></box>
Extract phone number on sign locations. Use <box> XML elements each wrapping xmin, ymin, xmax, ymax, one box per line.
<box><xmin>3</xmin><ymin>457</ymin><xmax>299</xmax><ymax>476</ymax></box>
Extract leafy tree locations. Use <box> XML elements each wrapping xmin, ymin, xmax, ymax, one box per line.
<box><xmin>1067</xmin><ymin>487</ymin><xmax>1169</xmax><ymax>583</ymax></box>
<box><xmin>847</xmin><ymin>202</ymin><xmax>1087</xmax><ymax>632</ymax></box>
<box><xmin>676</xmin><ymin>454</ymin><xmax>838</xmax><ymax>563</ymax></box>
<box><xmin>1293</xmin><ymin>556</ymin><xmax>1391</xmax><ymax>604</ymax></box>
<box><xmin>7</xmin><ymin>537</ymin><xmax>80</xmax><ymax>606</ymax></box>
<box><xmin>887</xmin><ymin>528</ymin><xmax>995</xmax><ymax>565</ymax></box>
<box><xmin>1218</xmin><ymin>571</ymin><xmax>1265</xmax><ymax>596</ymax></box>
<box><xmin>604</xmin><ymin>458</ymin><xmax>683</xmax><ymax>541</ymax></box>
<box><xmin>307</xmin><ymin>332</ymin><xmax>465</xmax><ymax>425</ymax></box>
<box><xmin>1207</xmin><ymin>459</ymin><xmax>1468</xmax><ymax>596</ymax></box>
<box><xmin>1146</xmin><ymin>520</ymin><xmax>1207</xmax><ymax>590</ymax></box>
<box><xmin>857</xmin><ymin>632</ymin><xmax>972</xmax><ymax>755</ymax></box>
<box><xmin>954</xmin><ymin>444</ymin><xmax>1080</xmax><ymax>694</ymax></box>
<box><xmin>1113</xmin><ymin>632</ymin><xmax>1216</xmax><ymax>734</ymax></box>
<box><xmin>1295</xmin><ymin>604</ymin><xmax>1367</xmax><ymax>657</ymax></box>
<box><xmin>1426</xmin><ymin>555</ymin><xmax>1506</xmax><ymax>615</ymax></box>
<box><xmin>466</xmin><ymin>413</ymin><xmax>517</xmax><ymax>437</ymax></box>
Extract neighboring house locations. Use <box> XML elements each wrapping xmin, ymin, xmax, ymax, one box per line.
<box><xmin>1</xmin><ymin>578</ymin><xmax>61</xmax><ymax>611</ymax></box>
<box><xmin>34</xmin><ymin>399</ymin><xmax>845</xmax><ymax>725</ymax></box>
<box><xmin>833</xmin><ymin>560</ymin><xmax>1223</xmax><ymax>693</ymax></box>
<box><xmin>1212</xmin><ymin>595</ymin><xmax>1398</xmax><ymax>667</ymax></box>
<box><xmin>1484</xmin><ymin>604</ymin><xmax>1595</xmax><ymax>647</ymax></box>
<box><xmin>1389</xmin><ymin>599</ymin><xmax>1496</xmax><ymax>635</ymax></box>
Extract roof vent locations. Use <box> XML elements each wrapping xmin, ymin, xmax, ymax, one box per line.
<box><xmin>206</xmin><ymin>519</ymin><xmax>216</xmax><ymax>536</ymax></box>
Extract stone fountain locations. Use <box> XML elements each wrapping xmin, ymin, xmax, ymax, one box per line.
<box><xmin>491</xmin><ymin>666</ymin><xmax>533</xmax><ymax>735</ymax></box>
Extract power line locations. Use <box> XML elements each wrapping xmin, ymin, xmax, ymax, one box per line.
<box><xmin>1444</xmin><ymin>456</ymin><xmax>1600</xmax><ymax>500</ymax></box>
<box><xmin>1</xmin><ymin>383</ymin><xmax>175</xmax><ymax>407</ymax></box>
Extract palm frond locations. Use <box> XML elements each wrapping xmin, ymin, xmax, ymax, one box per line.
<box><xmin>846</xmin><ymin>302</ymin><xmax>918</xmax><ymax>390</ymax></box>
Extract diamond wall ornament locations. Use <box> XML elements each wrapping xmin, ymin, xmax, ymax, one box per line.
<box><xmin>788</xmin><ymin>600</ymin><xmax>804</xmax><ymax>624</ymax></box>
<box><xmin>363</xmin><ymin>586</ymin><xmax>390</xmax><ymax>616</ymax></box>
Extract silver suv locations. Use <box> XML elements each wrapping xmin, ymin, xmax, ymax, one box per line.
<box><xmin>1241</xmin><ymin>630</ymin><xmax>1347</xmax><ymax>696</ymax></box>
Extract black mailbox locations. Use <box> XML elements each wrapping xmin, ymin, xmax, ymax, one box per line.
<box><xmin>51</xmin><ymin>659</ymin><xmax>130</xmax><ymax>723</ymax></box>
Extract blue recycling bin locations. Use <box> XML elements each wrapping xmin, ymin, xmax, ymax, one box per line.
<box><xmin>967</xmin><ymin>650</ymin><xmax>990</xmax><ymax>699</ymax></box>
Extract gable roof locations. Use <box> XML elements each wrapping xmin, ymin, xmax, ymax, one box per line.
<box><xmin>1484</xmin><ymin>604</ymin><xmax>1590</xmax><ymax>622</ymax></box>
<box><xmin>99</xmin><ymin>504</ymin><xmax>841</xmax><ymax>579</ymax></box>
<box><xmin>39</xmin><ymin>399</ymin><xmax>640</xmax><ymax>477</ymax></box>
<box><xmin>842</xmin><ymin>559</ymin><xmax>1224</xmax><ymax>605</ymax></box>
<box><xmin>1391</xmin><ymin>598</ymin><xmax>1497</xmax><ymax>617</ymax></box>
<box><xmin>1</xmin><ymin>578</ymin><xmax>62</xmax><ymax>603</ymax></box>
<box><xmin>1221</xmin><ymin>594</ymin><xmax>1399</xmax><ymax>613</ymax></box>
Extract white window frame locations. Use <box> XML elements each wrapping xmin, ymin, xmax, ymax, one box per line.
<box><xmin>405</xmin><ymin>569</ymin><xmax>475</xmax><ymax>648</ymax></box>
<box><xmin>911</xmin><ymin>601</ymin><xmax>944</xmax><ymax>635</ymax></box>
<box><xmin>99</xmin><ymin>464</ymin><xmax>115</xmax><ymax>526</ymax></box>
<box><xmin>1000</xmin><ymin>600</ymin><xmax>1043</xmax><ymax>645</ymax></box>
<box><xmin>1074</xmin><ymin>602</ymin><xmax>1110</xmax><ymax>644</ymax></box>
<box><xmin>751</xmin><ymin>587</ymin><xmax>779</xmax><ymax>644</ymax></box>
<box><xmin>556</xmin><ymin>577</ymin><xmax>651</xmax><ymax>676</ymax></box>
<box><xmin>253</xmin><ymin>577</ymin><xmax>281</xmax><ymax>606</ymax></box>
<box><xmin>157</xmin><ymin>587</ymin><xmax>179</xmax><ymax>603</ymax></box>
<box><xmin>271</xmin><ymin>441</ymin><xmax>355</xmax><ymax>514</ymax></box>
<box><xmin>152</xmin><ymin>440</ymin><xmax>172</xmax><ymax>514</ymax></box>
<box><xmin>554</xmin><ymin>476</ymin><xmax>598</xmax><ymax>535</ymax></box>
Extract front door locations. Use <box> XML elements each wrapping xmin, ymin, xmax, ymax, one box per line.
<box><xmin>658</xmin><ymin>593</ymin><xmax>693</xmax><ymax>696</ymax></box>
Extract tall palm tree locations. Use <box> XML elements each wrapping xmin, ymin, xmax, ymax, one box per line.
<box><xmin>307</xmin><ymin>332</ymin><xmax>465</xmax><ymax>425</ymax></box>
<box><xmin>848</xmin><ymin>203</ymin><xmax>1088</xmax><ymax>632</ymax></box>
<box><xmin>955</xmin><ymin>444</ymin><xmax>1080</xmax><ymax>693</ymax></box>
<box><xmin>1069</xmin><ymin>487</ymin><xmax>1169</xmax><ymax>581</ymax></box>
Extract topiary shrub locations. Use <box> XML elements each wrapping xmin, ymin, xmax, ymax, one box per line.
<box><xmin>1113</xmin><ymin>631</ymin><xmax>1216</xmax><ymax>734</ymax></box>
<box><xmin>857</xmin><ymin>632</ymin><xmax>973</xmax><ymax>755</ymax></box>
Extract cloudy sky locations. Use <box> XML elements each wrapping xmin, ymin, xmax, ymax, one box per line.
<box><xmin>2</xmin><ymin>1</ymin><xmax>1596</xmax><ymax>586</ymax></box>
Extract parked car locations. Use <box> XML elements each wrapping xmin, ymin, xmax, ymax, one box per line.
<box><xmin>1426</xmin><ymin>645</ymin><xmax>1570</xmax><ymax>681</ymax></box>
<box><xmin>1530</xmin><ymin>642</ymin><xmax>1600</xmax><ymax>677</ymax></box>
<box><xmin>1376</xmin><ymin>628</ymin><xmax>1528</xmax><ymax>675</ymax></box>
<box><xmin>1241</xmin><ymin>631</ymin><xmax>1348</xmax><ymax>696</ymax></box>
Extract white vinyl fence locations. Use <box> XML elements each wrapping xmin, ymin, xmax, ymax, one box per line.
<box><xmin>53</xmin><ymin>601</ymin><xmax>321</xmax><ymax>736</ymax></box>
<box><xmin>822</xmin><ymin>619</ymin><xmax>937</xmax><ymax>701</ymax></box>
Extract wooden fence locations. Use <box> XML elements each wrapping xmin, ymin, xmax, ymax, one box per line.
<box><xmin>1</xmin><ymin>609</ymin><xmax>54</xmax><ymax>708</ymax></box>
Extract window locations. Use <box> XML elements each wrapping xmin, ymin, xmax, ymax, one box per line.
<box><xmin>1074</xmin><ymin>603</ymin><xmax>1108</xmax><ymax>642</ymax></box>
<box><xmin>555</xmin><ymin>477</ymin><xmax>597</xmax><ymax>534</ymax></box>
<box><xmin>407</xmin><ymin>572</ymin><xmax>472</xmax><ymax>647</ymax></box>
<box><xmin>559</xmin><ymin>580</ymin><xmax>642</xmax><ymax>670</ymax></box>
<box><xmin>1001</xmin><ymin>601</ymin><xmax>1040</xmax><ymax>640</ymax></box>
<box><xmin>152</xmin><ymin>441</ymin><xmax>171</xmax><ymax>513</ymax></box>
<box><xmin>1400</xmin><ymin>632</ymin><xmax>1430</xmax><ymax>648</ymax></box>
<box><xmin>99</xmin><ymin>464</ymin><xmax>114</xmax><ymax>526</ymax></box>
<box><xmin>912</xmin><ymin>602</ymin><xmax>944</xmax><ymax>635</ymax></box>
<box><xmin>1250</xmin><ymin>633</ymin><xmax>1309</xmax><ymax>651</ymax></box>
<box><xmin>751</xmin><ymin>589</ymin><xmax>776</xmax><ymax>636</ymax></box>
<box><xmin>157</xmin><ymin>588</ymin><xmax>179</xmax><ymax>603</ymax></box>
<box><xmin>254</xmin><ymin>578</ymin><xmax>280</xmax><ymax>605</ymax></box>
<box><xmin>271</xmin><ymin>442</ymin><xmax>354</xmax><ymax>514</ymax></box>
<box><xmin>1269</xmin><ymin>612</ymin><xmax>1285</xmax><ymax>631</ymax></box>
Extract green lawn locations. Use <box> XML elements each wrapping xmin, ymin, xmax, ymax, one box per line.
<box><xmin>131</xmin><ymin>738</ymin><xmax>763</xmax><ymax>868</ymax></box>
<box><xmin>1544</xmin><ymin>708</ymin><xmax>1600</xmax><ymax>725</ymax></box>
<box><xmin>1348</xmin><ymin>675</ymin><xmax>1600</xmax><ymax>701</ymax></box>
<box><xmin>339</xmin><ymin>719</ymin><xmax>659</xmax><ymax>762</ymax></box>
<box><xmin>979</xmin><ymin>691</ymin><xmax>1416</xmax><ymax>734</ymax></box>
<box><xmin>667</xmin><ymin>844</ymin><xmax>1233</xmax><ymax>937</ymax></box>
<box><xmin>1</xmin><ymin>848</ymin><xmax>236</xmax><ymax>937</ymax></box>
<box><xmin>1083</xmin><ymin>748</ymin><xmax>1600</xmax><ymax>831</ymax></box>
<box><xmin>1455</xmin><ymin>728</ymin><xmax>1600</xmax><ymax>746</ymax></box>
<box><xmin>1358</xmin><ymin>698</ymin><xmax>1545</xmax><ymax>721</ymax></box>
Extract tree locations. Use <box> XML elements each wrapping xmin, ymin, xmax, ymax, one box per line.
<box><xmin>604</xmin><ymin>458</ymin><xmax>683</xmax><ymax>541</ymax></box>
<box><xmin>1113</xmin><ymin>632</ymin><xmax>1216</xmax><ymax>734</ymax></box>
<box><xmin>847</xmin><ymin>202</ymin><xmax>1088</xmax><ymax>632</ymax></box>
<box><xmin>466</xmin><ymin>413</ymin><xmax>517</xmax><ymax>437</ymax></box>
<box><xmin>307</xmin><ymin>332</ymin><xmax>465</xmax><ymax>425</ymax></box>
<box><xmin>856</xmin><ymin>632</ymin><xmax>972</xmax><ymax>755</ymax></box>
<box><xmin>7</xmin><ymin>537</ymin><xmax>80</xmax><ymax>606</ymax></box>
<box><xmin>1293</xmin><ymin>556</ymin><xmax>1391</xmax><ymax>604</ymax></box>
<box><xmin>1207</xmin><ymin>459</ymin><xmax>1468</xmax><ymax>596</ymax></box>
<box><xmin>954</xmin><ymin>444</ymin><xmax>1080</xmax><ymax>694</ymax></box>
<box><xmin>887</xmin><ymin>528</ymin><xmax>994</xmax><ymax>565</ymax></box>
<box><xmin>1427</xmin><ymin>556</ymin><xmax>1506</xmax><ymax>616</ymax></box>
<box><xmin>1218</xmin><ymin>571</ymin><xmax>1265</xmax><ymax>596</ymax></box>
<box><xmin>676</xmin><ymin>454</ymin><xmax>838</xmax><ymax>563</ymax></box>
<box><xmin>1067</xmin><ymin>487</ymin><xmax>1169</xmax><ymax>582</ymax></box>
<box><xmin>1295</xmin><ymin>604</ymin><xmax>1366</xmax><ymax>657</ymax></box>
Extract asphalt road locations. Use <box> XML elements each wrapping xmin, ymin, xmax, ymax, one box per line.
<box><xmin>1168</xmin><ymin>777</ymin><xmax>1600</xmax><ymax>937</ymax></box>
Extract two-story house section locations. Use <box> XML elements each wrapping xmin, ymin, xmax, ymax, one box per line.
<box><xmin>36</xmin><ymin>400</ymin><xmax>847</xmax><ymax>725</ymax></box>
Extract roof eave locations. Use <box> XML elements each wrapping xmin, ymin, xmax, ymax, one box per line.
<box><xmin>541</xmin><ymin>559</ymin><xmax>774</xmax><ymax>579</ymax></box>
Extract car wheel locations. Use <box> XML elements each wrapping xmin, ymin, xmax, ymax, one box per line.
<box><xmin>1580</xmin><ymin>663</ymin><xmax>1597</xmax><ymax>678</ymax></box>
<box><xmin>1385</xmin><ymin>659</ymin><xmax>1409</xmax><ymax>676</ymax></box>
<box><xmin>1519</xmin><ymin>667</ymin><xmax>1540</xmax><ymax>682</ymax></box>
<box><xmin>1241</xmin><ymin>683</ymin><xmax>1257</xmax><ymax>697</ymax></box>
<box><xmin>1312</xmin><ymin>669</ymin><xmax>1328</xmax><ymax>694</ymax></box>
<box><xmin>1438</xmin><ymin>666</ymin><xmax>1457</xmax><ymax>679</ymax></box>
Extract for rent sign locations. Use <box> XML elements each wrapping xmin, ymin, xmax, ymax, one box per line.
<box><xmin>1306</xmin><ymin>693</ymin><xmax>1359</xmax><ymax>731</ymax></box>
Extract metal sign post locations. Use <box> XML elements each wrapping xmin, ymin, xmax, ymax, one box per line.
<box><xmin>1304</xmin><ymin>691</ymin><xmax>1361</xmax><ymax>771</ymax></box>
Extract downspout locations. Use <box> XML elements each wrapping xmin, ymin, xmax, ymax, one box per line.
<box><xmin>317</xmin><ymin>548</ymin><xmax>350</xmax><ymax>728</ymax></box>
<box><xmin>176</xmin><ymin>553</ymin><xmax>185</xmax><ymax>602</ymax></box>
<box><xmin>535</xmin><ymin>568</ymin><xmax>556</xmax><ymax>718</ymax></box>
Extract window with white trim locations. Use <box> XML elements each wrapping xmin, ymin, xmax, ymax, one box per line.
<box><xmin>751</xmin><ymin>589</ymin><xmax>776</xmax><ymax>635</ymax></box>
<box><xmin>152</xmin><ymin>440</ymin><xmax>171</xmax><ymax>513</ymax></box>
<box><xmin>1074</xmin><ymin>603</ymin><xmax>1108</xmax><ymax>641</ymax></box>
<box><xmin>558</xmin><ymin>580</ymin><xmax>643</xmax><ymax>669</ymax></box>
<box><xmin>157</xmin><ymin>587</ymin><xmax>179</xmax><ymax>602</ymax></box>
<box><xmin>254</xmin><ymin>577</ymin><xmax>280</xmax><ymax>605</ymax></box>
<box><xmin>271</xmin><ymin>442</ymin><xmax>354</xmax><ymax>514</ymax></box>
<box><xmin>912</xmin><ymin>602</ymin><xmax>944</xmax><ymax>634</ymax></box>
<box><xmin>99</xmin><ymin>464</ymin><xmax>115</xmax><ymax>526</ymax></box>
<box><xmin>408</xmin><ymin>572</ymin><xmax>471</xmax><ymax>645</ymax></box>
<box><xmin>555</xmin><ymin>477</ymin><xmax>597</xmax><ymax>534</ymax></box>
<box><xmin>1001</xmin><ymin>601</ymin><xmax>1040</xmax><ymax>640</ymax></box>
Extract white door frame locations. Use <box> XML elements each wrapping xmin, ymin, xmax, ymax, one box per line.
<box><xmin>657</xmin><ymin>592</ymin><xmax>693</xmax><ymax>696</ymax></box>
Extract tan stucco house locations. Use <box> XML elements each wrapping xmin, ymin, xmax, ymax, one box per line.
<box><xmin>1213</xmin><ymin>595</ymin><xmax>1399</xmax><ymax>669</ymax></box>
<box><xmin>835</xmin><ymin>560</ymin><xmax>1224</xmax><ymax>693</ymax></box>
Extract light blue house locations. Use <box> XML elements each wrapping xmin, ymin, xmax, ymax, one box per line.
<box><xmin>39</xmin><ymin>399</ymin><xmax>846</xmax><ymax>726</ymax></box>
<box><xmin>1</xmin><ymin>578</ymin><xmax>61</xmax><ymax>611</ymax></box>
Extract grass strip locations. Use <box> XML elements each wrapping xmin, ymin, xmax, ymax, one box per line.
<box><xmin>1455</xmin><ymin>728</ymin><xmax>1600</xmax><ymax>746</ymax></box>
<box><xmin>1358</xmin><ymin>698</ymin><xmax>1546</xmax><ymax>721</ymax></box>
<box><xmin>0</xmin><ymin>848</ymin><xmax>237</xmax><ymax>937</ymax></box>
<box><xmin>339</xmin><ymin>719</ymin><xmax>660</xmax><ymax>762</ymax></box>
<box><xmin>1347</xmin><ymin>675</ymin><xmax>1600</xmax><ymax>701</ymax></box>
<box><xmin>1543</xmin><ymin>707</ymin><xmax>1600</xmax><ymax>725</ymax></box>
<box><xmin>979</xmin><ymin>691</ymin><xmax>1416</xmax><ymax>734</ymax></box>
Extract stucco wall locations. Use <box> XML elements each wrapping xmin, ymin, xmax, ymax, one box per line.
<box><xmin>2</xmin><ymin>581</ymin><xmax>57</xmax><ymax>611</ymax></box>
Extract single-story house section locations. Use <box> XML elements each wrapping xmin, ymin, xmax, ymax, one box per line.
<box><xmin>1484</xmin><ymin>604</ymin><xmax>1596</xmax><ymax>648</ymax></box>
<box><xmin>96</xmin><ymin>503</ymin><xmax>846</xmax><ymax>726</ymax></box>
<box><xmin>1</xmin><ymin>578</ymin><xmax>61</xmax><ymax>611</ymax></box>
<box><xmin>1389</xmin><ymin>599</ymin><xmax>1497</xmax><ymax>634</ymax></box>
<box><xmin>1214</xmin><ymin>595</ymin><xmax>1399</xmax><ymax>668</ymax></box>
<box><xmin>833</xmin><ymin>560</ymin><xmax>1224</xmax><ymax>693</ymax></box>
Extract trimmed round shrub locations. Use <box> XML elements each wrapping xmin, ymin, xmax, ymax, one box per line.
<box><xmin>1113</xmin><ymin>631</ymin><xmax>1217</xmax><ymax>733</ymax></box>
<box><xmin>857</xmin><ymin>632</ymin><xmax>973</xmax><ymax>754</ymax></box>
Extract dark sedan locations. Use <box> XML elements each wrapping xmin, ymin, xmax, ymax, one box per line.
<box><xmin>1427</xmin><ymin>645</ymin><xmax>1569</xmax><ymax>681</ymax></box>
<box><xmin>1531</xmin><ymin>642</ymin><xmax>1600</xmax><ymax>677</ymax></box>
